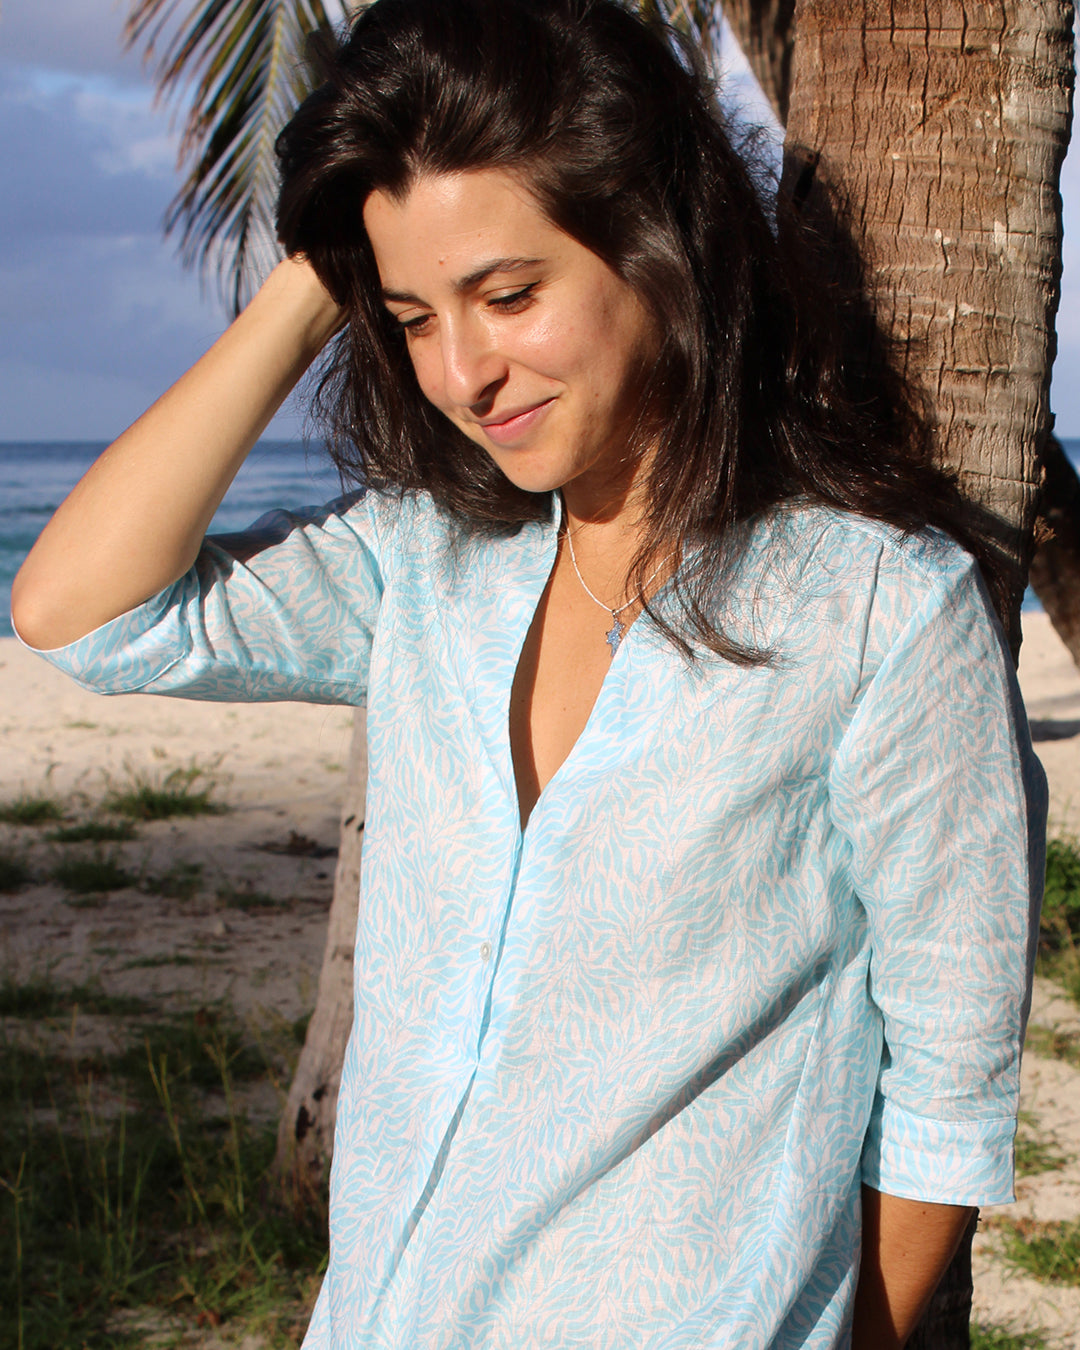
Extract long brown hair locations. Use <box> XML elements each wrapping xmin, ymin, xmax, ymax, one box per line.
<box><xmin>276</xmin><ymin>0</ymin><xmax>1000</xmax><ymax>660</ymax></box>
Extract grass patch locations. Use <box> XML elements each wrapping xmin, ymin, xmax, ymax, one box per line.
<box><xmin>147</xmin><ymin>861</ymin><xmax>203</xmax><ymax>901</ymax></box>
<box><xmin>0</xmin><ymin>1007</ymin><xmax>326</xmax><ymax>1349</ymax></box>
<box><xmin>0</xmin><ymin>974</ymin><xmax>149</xmax><ymax>1019</ymax></box>
<box><xmin>122</xmin><ymin>953</ymin><xmax>200</xmax><ymax>971</ymax></box>
<box><xmin>120</xmin><ymin>1008</ymin><xmax>271</xmax><ymax>1089</ymax></box>
<box><xmin>0</xmin><ymin>795</ymin><xmax>64</xmax><ymax>826</ymax></box>
<box><xmin>1039</xmin><ymin>835</ymin><xmax>1080</xmax><ymax>1002</ymax></box>
<box><xmin>105</xmin><ymin>764</ymin><xmax>227</xmax><ymax>822</ymax></box>
<box><xmin>47</xmin><ymin>819</ymin><xmax>137</xmax><ymax>844</ymax></box>
<box><xmin>999</xmin><ymin>1217</ymin><xmax>1080</xmax><ymax>1286</ymax></box>
<box><xmin>971</xmin><ymin>1325</ymin><xmax>1048</xmax><ymax>1350</ymax></box>
<box><xmin>0</xmin><ymin>850</ymin><xmax>30</xmax><ymax>892</ymax></box>
<box><xmin>52</xmin><ymin>851</ymin><xmax>134</xmax><ymax>895</ymax></box>
<box><xmin>1014</xmin><ymin>1110</ymin><xmax>1069</xmax><ymax>1177</ymax></box>
<box><xmin>217</xmin><ymin>881</ymin><xmax>281</xmax><ymax>910</ymax></box>
<box><xmin>1024</xmin><ymin>1022</ymin><xmax>1080</xmax><ymax>1070</ymax></box>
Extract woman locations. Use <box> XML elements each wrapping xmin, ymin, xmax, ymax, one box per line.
<box><xmin>13</xmin><ymin>0</ymin><xmax>1045</xmax><ymax>1345</ymax></box>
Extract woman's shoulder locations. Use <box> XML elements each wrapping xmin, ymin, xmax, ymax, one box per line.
<box><xmin>752</xmin><ymin>500</ymin><xmax>980</xmax><ymax>596</ymax></box>
<box><xmin>721</xmin><ymin>501</ymin><xmax>994</xmax><ymax>663</ymax></box>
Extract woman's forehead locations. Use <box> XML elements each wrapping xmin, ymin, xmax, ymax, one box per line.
<box><xmin>362</xmin><ymin>169</ymin><xmax>567</xmax><ymax>292</ymax></box>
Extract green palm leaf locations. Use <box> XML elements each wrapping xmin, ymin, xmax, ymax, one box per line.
<box><xmin>125</xmin><ymin>0</ymin><xmax>355</xmax><ymax>314</ymax></box>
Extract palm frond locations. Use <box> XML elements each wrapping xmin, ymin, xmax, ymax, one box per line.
<box><xmin>125</xmin><ymin>0</ymin><xmax>357</xmax><ymax>314</ymax></box>
<box><xmin>648</xmin><ymin>0</ymin><xmax>725</xmax><ymax>68</ymax></box>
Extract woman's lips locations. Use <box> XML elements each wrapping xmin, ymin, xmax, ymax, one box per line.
<box><xmin>478</xmin><ymin>398</ymin><xmax>555</xmax><ymax>446</ymax></box>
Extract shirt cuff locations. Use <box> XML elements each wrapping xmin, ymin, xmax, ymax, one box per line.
<box><xmin>13</xmin><ymin>581</ymin><xmax>190</xmax><ymax>694</ymax></box>
<box><xmin>860</xmin><ymin>1096</ymin><xmax>1017</xmax><ymax>1207</ymax></box>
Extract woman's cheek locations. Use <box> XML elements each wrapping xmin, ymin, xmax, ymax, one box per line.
<box><xmin>408</xmin><ymin>346</ymin><xmax>446</xmax><ymax>410</ymax></box>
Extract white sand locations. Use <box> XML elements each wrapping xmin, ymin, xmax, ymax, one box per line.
<box><xmin>2</xmin><ymin>612</ymin><xmax>1080</xmax><ymax>1343</ymax></box>
<box><xmin>0</xmin><ymin>635</ymin><xmax>356</xmax><ymax>1026</ymax></box>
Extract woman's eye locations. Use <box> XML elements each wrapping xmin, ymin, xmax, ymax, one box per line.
<box><xmin>399</xmin><ymin>313</ymin><xmax>433</xmax><ymax>336</ymax></box>
<box><xmin>488</xmin><ymin>285</ymin><xmax>537</xmax><ymax>313</ymax></box>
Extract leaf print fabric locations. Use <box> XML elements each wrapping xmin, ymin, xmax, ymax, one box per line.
<box><xmin>23</xmin><ymin>491</ymin><xmax>1047</xmax><ymax>1349</ymax></box>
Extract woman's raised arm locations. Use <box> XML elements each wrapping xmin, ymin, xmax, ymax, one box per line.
<box><xmin>11</xmin><ymin>256</ymin><xmax>342</xmax><ymax>651</ymax></box>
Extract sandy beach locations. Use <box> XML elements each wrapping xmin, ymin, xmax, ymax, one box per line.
<box><xmin>3</xmin><ymin>612</ymin><xmax>1080</xmax><ymax>1345</ymax></box>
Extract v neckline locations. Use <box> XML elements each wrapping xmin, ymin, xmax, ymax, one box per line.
<box><xmin>507</xmin><ymin>494</ymin><xmax>641</xmax><ymax>833</ymax></box>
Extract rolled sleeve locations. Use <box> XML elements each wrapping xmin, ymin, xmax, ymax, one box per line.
<box><xmin>17</xmin><ymin>490</ymin><xmax>390</xmax><ymax>707</ymax></box>
<box><xmin>861</xmin><ymin>1097</ymin><xmax>1018</xmax><ymax>1207</ymax></box>
<box><xmin>828</xmin><ymin>537</ymin><xmax>1047</xmax><ymax>1207</ymax></box>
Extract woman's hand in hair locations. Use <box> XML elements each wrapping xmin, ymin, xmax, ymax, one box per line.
<box><xmin>12</xmin><ymin>256</ymin><xmax>343</xmax><ymax>651</ymax></box>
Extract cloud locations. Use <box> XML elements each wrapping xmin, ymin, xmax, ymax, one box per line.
<box><xmin>0</xmin><ymin>1</ymin><xmax>312</xmax><ymax>441</ymax></box>
<box><xmin>0</xmin><ymin>64</ymin><xmax>177</xmax><ymax>242</ymax></box>
<box><xmin>0</xmin><ymin>0</ymin><xmax>146</xmax><ymax>82</ymax></box>
<box><xmin>0</xmin><ymin>225</ymin><xmax>308</xmax><ymax>438</ymax></box>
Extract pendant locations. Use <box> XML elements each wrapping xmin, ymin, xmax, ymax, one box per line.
<box><xmin>605</xmin><ymin>615</ymin><xmax>625</xmax><ymax>657</ymax></box>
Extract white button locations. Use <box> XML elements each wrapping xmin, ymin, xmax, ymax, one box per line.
<box><xmin>479</xmin><ymin>941</ymin><xmax>493</xmax><ymax>961</ymax></box>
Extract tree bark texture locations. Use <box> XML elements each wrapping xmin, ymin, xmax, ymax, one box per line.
<box><xmin>783</xmin><ymin>0</ymin><xmax>1074</xmax><ymax>659</ymax></box>
<box><xmin>275</xmin><ymin>707</ymin><xmax>367</xmax><ymax>1195</ymax></box>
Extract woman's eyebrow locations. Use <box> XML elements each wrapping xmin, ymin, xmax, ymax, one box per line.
<box><xmin>381</xmin><ymin>257</ymin><xmax>544</xmax><ymax>305</ymax></box>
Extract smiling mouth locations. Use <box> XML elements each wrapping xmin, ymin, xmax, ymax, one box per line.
<box><xmin>478</xmin><ymin>399</ymin><xmax>555</xmax><ymax>444</ymax></box>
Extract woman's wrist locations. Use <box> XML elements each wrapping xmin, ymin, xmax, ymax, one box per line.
<box><xmin>257</xmin><ymin>254</ymin><xmax>345</xmax><ymax>358</ymax></box>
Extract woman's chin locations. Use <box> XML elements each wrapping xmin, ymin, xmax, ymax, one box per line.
<box><xmin>485</xmin><ymin>451</ymin><xmax>577</xmax><ymax>498</ymax></box>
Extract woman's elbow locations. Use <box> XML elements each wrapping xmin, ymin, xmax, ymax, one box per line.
<box><xmin>11</xmin><ymin>563</ymin><xmax>91</xmax><ymax>650</ymax></box>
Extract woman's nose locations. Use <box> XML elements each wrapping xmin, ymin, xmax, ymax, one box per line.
<box><xmin>440</xmin><ymin>318</ymin><xmax>507</xmax><ymax>410</ymax></box>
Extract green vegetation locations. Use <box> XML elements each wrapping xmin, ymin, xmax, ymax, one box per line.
<box><xmin>0</xmin><ymin>795</ymin><xmax>64</xmax><ymax>826</ymax></box>
<box><xmin>217</xmin><ymin>881</ymin><xmax>281</xmax><ymax>910</ymax></box>
<box><xmin>147</xmin><ymin>860</ymin><xmax>203</xmax><ymax>901</ymax></box>
<box><xmin>0</xmin><ymin>975</ymin><xmax>148</xmax><ymax>1019</ymax></box>
<box><xmin>52</xmin><ymin>851</ymin><xmax>135</xmax><ymax>896</ymax></box>
<box><xmin>999</xmin><ymin>1217</ymin><xmax>1080</xmax><ymax>1287</ymax></box>
<box><xmin>47</xmin><ymin>819</ymin><xmax>138</xmax><ymax>844</ymax></box>
<box><xmin>1040</xmin><ymin>835</ymin><xmax>1080</xmax><ymax>1002</ymax></box>
<box><xmin>122</xmin><ymin>953</ymin><xmax>200</xmax><ymax>971</ymax></box>
<box><xmin>970</xmin><ymin>1324</ymin><xmax>1048</xmax><ymax>1350</ymax></box>
<box><xmin>104</xmin><ymin>764</ymin><xmax>227</xmax><ymax>822</ymax></box>
<box><xmin>0</xmin><ymin>850</ymin><xmax>30</xmax><ymax>892</ymax></box>
<box><xmin>1024</xmin><ymin>1022</ymin><xmax>1080</xmax><ymax>1070</ymax></box>
<box><xmin>1014</xmin><ymin>1110</ymin><xmax>1069</xmax><ymax>1178</ymax></box>
<box><xmin>0</xmin><ymin>991</ymin><xmax>325</xmax><ymax>1349</ymax></box>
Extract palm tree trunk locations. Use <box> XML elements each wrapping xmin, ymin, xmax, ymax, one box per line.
<box><xmin>275</xmin><ymin>707</ymin><xmax>366</xmax><ymax>1195</ymax></box>
<box><xmin>783</xmin><ymin>0</ymin><xmax>1072</xmax><ymax>653</ymax></box>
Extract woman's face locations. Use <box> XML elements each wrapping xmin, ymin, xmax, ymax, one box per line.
<box><xmin>362</xmin><ymin>169</ymin><xmax>658</xmax><ymax>502</ymax></box>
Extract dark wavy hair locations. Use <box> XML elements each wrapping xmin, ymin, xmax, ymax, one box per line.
<box><xmin>276</xmin><ymin>0</ymin><xmax>999</xmax><ymax>660</ymax></box>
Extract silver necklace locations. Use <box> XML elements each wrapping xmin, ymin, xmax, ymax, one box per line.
<box><xmin>564</xmin><ymin>526</ymin><xmax>676</xmax><ymax>657</ymax></box>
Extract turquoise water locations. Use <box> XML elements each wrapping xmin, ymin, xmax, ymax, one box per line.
<box><xmin>2</xmin><ymin>438</ymin><xmax>1078</xmax><ymax>634</ymax></box>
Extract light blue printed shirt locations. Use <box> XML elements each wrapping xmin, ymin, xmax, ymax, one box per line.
<box><xmin>31</xmin><ymin>490</ymin><xmax>1046</xmax><ymax>1348</ymax></box>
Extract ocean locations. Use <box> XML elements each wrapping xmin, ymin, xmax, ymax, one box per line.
<box><xmin>2</xmin><ymin>438</ymin><xmax>1079</xmax><ymax>634</ymax></box>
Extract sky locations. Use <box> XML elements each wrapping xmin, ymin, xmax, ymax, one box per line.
<box><xmin>1</xmin><ymin>0</ymin><xmax>1078</xmax><ymax>441</ymax></box>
